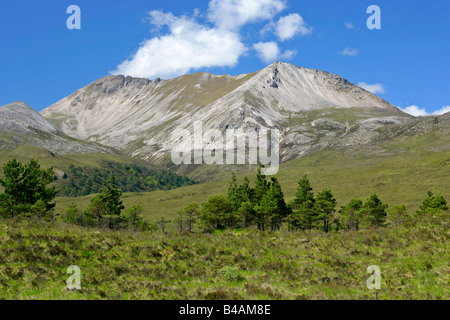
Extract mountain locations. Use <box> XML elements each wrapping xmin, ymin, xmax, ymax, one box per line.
<box><xmin>40</xmin><ymin>61</ymin><xmax>413</xmax><ymax>166</ymax></box>
<box><xmin>0</xmin><ymin>101</ymin><xmax>117</xmax><ymax>155</ymax></box>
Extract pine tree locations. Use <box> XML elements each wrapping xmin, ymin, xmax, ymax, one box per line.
<box><xmin>269</xmin><ymin>178</ymin><xmax>285</xmax><ymax>231</ymax></box>
<box><xmin>62</xmin><ymin>203</ymin><xmax>82</xmax><ymax>225</ymax></box>
<box><xmin>316</xmin><ymin>189</ymin><xmax>337</xmax><ymax>233</ymax></box>
<box><xmin>360</xmin><ymin>194</ymin><xmax>388</xmax><ymax>228</ymax></box>
<box><xmin>98</xmin><ymin>175</ymin><xmax>125</xmax><ymax>217</ymax></box>
<box><xmin>199</xmin><ymin>195</ymin><xmax>232</xmax><ymax>232</ymax></box>
<box><xmin>0</xmin><ymin>159</ymin><xmax>58</xmax><ymax>218</ymax></box>
<box><xmin>85</xmin><ymin>196</ymin><xmax>106</xmax><ymax>227</ymax></box>
<box><xmin>124</xmin><ymin>204</ymin><xmax>144</xmax><ymax>231</ymax></box>
<box><xmin>339</xmin><ymin>199</ymin><xmax>363</xmax><ymax>231</ymax></box>
<box><xmin>415</xmin><ymin>191</ymin><xmax>448</xmax><ymax>217</ymax></box>
<box><xmin>238</xmin><ymin>201</ymin><xmax>256</xmax><ymax>229</ymax></box>
<box><xmin>175</xmin><ymin>203</ymin><xmax>199</xmax><ymax>233</ymax></box>
<box><xmin>388</xmin><ymin>204</ymin><xmax>411</xmax><ymax>226</ymax></box>
<box><xmin>183</xmin><ymin>203</ymin><xmax>199</xmax><ymax>232</ymax></box>
<box><xmin>227</xmin><ymin>172</ymin><xmax>242</xmax><ymax>215</ymax></box>
<box><xmin>289</xmin><ymin>175</ymin><xmax>317</xmax><ymax>231</ymax></box>
<box><xmin>253</xmin><ymin>167</ymin><xmax>269</xmax><ymax>205</ymax></box>
<box><xmin>237</xmin><ymin>177</ymin><xmax>253</xmax><ymax>204</ymax></box>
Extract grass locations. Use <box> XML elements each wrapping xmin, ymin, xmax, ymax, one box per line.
<box><xmin>0</xmin><ymin>212</ymin><xmax>448</xmax><ymax>300</ymax></box>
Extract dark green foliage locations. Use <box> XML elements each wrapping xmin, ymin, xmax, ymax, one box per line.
<box><xmin>360</xmin><ymin>194</ymin><xmax>388</xmax><ymax>228</ymax></box>
<box><xmin>339</xmin><ymin>199</ymin><xmax>363</xmax><ymax>231</ymax></box>
<box><xmin>227</xmin><ymin>172</ymin><xmax>242</xmax><ymax>215</ymax></box>
<box><xmin>83</xmin><ymin>175</ymin><xmax>125</xmax><ymax>229</ymax></box>
<box><xmin>316</xmin><ymin>189</ymin><xmax>337</xmax><ymax>233</ymax></box>
<box><xmin>259</xmin><ymin>177</ymin><xmax>290</xmax><ymax>231</ymax></box>
<box><xmin>289</xmin><ymin>175</ymin><xmax>317</xmax><ymax>231</ymax></box>
<box><xmin>199</xmin><ymin>195</ymin><xmax>233</xmax><ymax>232</ymax></box>
<box><xmin>253</xmin><ymin>167</ymin><xmax>269</xmax><ymax>205</ymax></box>
<box><xmin>0</xmin><ymin>159</ymin><xmax>58</xmax><ymax>218</ymax></box>
<box><xmin>85</xmin><ymin>196</ymin><xmax>107</xmax><ymax>227</ymax></box>
<box><xmin>416</xmin><ymin>191</ymin><xmax>448</xmax><ymax>217</ymax></box>
<box><xmin>199</xmin><ymin>171</ymin><xmax>406</xmax><ymax>233</ymax></box>
<box><xmin>238</xmin><ymin>201</ymin><xmax>256</xmax><ymax>229</ymax></box>
<box><xmin>58</xmin><ymin>162</ymin><xmax>197</xmax><ymax>197</ymax></box>
<box><xmin>98</xmin><ymin>175</ymin><xmax>124</xmax><ymax>217</ymax></box>
<box><xmin>227</xmin><ymin>174</ymin><xmax>253</xmax><ymax>211</ymax></box>
<box><xmin>61</xmin><ymin>176</ymin><xmax>152</xmax><ymax>231</ymax></box>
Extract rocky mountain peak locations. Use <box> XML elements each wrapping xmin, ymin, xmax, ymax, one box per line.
<box><xmin>38</xmin><ymin>62</ymin><xmax>412</xmax><ymax>164</ymax></box>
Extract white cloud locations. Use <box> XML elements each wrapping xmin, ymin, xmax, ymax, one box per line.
<box><xmin>253</xmin><ymin>41</ymin><xmax>296</xmax><ymax>63</ymax></box>
<box><xmin>434</xmin><ymin>106</ymin><xmax>450</xmax><ymax>115</ymax></box>
<box><xmin>357</xmin><ymin>82</ymin><xmax>385</xmax><ymax>94</ymax></box>
<box><xmin>345</xmin><ymin>22</ymin><xmax>354</xmax><ymax>30</ymax></box>
<box><xmin>112</xmin><ymin>11</ymin><xmax>246</xmax><ymax>79</ymax></box>
<box><xmin>253</xmin><ymin>41</ymin><xmax>280</xmax><ymax>63</ymax></box>
<box><xmin>112</xmin><ymin>0</ymin><xmax>309</xmax><ymax>79</ymax></box>
<box><xmin>207</xmin><ymin>0</ymin><xmax>286</xmax><ymax>31</ymax></box>
<box><xmin>280</xmin><ymin>49</ymin><xmax>297</xmax><ymax>60</ymax></box>
<box><xmin>399</xmin><ymin>105</ymin><xmax>428</xmax><ymax>117</ymax></box>
<box><xmin>339</xmin><ymin>47</ymin><xmax>358</xmax><ymax>56</ymax></box>
<box><xmin>275</xmin><ymin>13</ymin><xmax>312</xmax><ymax>41</ymax></box>
<box><xmin>400</xmin><ymin>105</ymin><xmax>450</xmax><ymax>117</ymax></box>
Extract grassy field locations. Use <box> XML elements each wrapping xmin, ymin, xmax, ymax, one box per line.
<box><xmin>0</xmin><ymin>212</ymin><xmax>448</xmax><ymax>300</ymax></box>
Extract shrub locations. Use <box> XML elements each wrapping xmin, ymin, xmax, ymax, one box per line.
<box><xmin>217</xmin><ymin>266</ymin><xmax>245</xmax><ymax>282</ymax></box>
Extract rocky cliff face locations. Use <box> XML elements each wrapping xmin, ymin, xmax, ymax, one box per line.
<box><xmin>0</xmin><ymin>101</ymin><xmax>117</xmax><ymax>155</ymax></box>
<box><xmin>40</xmin><ymin>61</ymin><xmax>413</xmax><ymax>163</ymax></box>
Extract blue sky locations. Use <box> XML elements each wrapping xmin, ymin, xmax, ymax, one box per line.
<box><xmin>0</xmin><ymin>0</ymin><xmax>449</xmax><ymax>116</ymax></box>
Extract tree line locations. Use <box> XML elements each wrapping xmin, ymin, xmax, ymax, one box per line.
<box><xmin>0</xmin><ymin>159</ymin><xmax>152</xmax><ymax>231</ymax></box>
<box><xmin>59</xmin><ymin>162</ymin><xmax>197</xmax><ymax>197</ymax></box>
<box><xmin>0</xmin><ymin>160</ymin><xmax>448</xmax><ymax>234</ymax></box>
<box><xmin>177</xmin><ymin>167</ymin><xmax>448</xmax><ymax>233</ymax></box>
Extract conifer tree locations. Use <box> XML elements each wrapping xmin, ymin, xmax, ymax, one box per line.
<box><xmin>340</xmin><ymin>199</ymin><xmax>363</xmax><ymax>231</ymax></box>
<box><xmin>238</xmin><ymin>201</ymin><xmax>256</xmax><ymax>229</ymax></box>
<box><xmin>360</xmin><ymin>194</ymin><xmax>388</xmax><ymax>228</ymax></box>
<box><xmin>316</xmin><ymin>189</ymin><xmax>337</xmax><ymax>233</ymax></box>
<box><xmin>415</xmin><ymin>191</ymin><xmax>448</xmax><ymax>217</ymax></box>
<box><xmin>388</xmin><ymin>204</ymin><xmax>411</xmax><ymax>226</ymax></box>
<box><xmin>253</xmin><ymin>167</ymin><xmax>269</xmax><ymax>205</ymax></box>
<box><xmin>0</xmin><ymin>159</ymin><xmax>58</xmax><ymax>218</ymax></box>
<box><xmin>289</xmin><ymin>175</ymin><xmax>317</xmax><ymax>231</ymax></box>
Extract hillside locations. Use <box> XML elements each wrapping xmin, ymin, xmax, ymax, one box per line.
<box><xmin>0</xmin><ymin>102</ymin><xmax>116</xmax><ymax>155</ymax></box>
<box><xmin>53</xmin><ymin>112</ymin><xmax>450</xmax><ymax>223</ymax></box>
<box><xmin>0</xmin><ymin>147</ymin><xmax>197</xmax><ymax>197</ymax></box>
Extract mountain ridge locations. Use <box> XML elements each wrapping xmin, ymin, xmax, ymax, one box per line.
<box><xmin>0</xmin><ymin>101</ymin><xmax>118</xmax><ymax>155</ymax></box>
<box><xmin>39</xmin><ymin>61</ymin><xmax>413</xmax><ymax>166</ymax></box>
